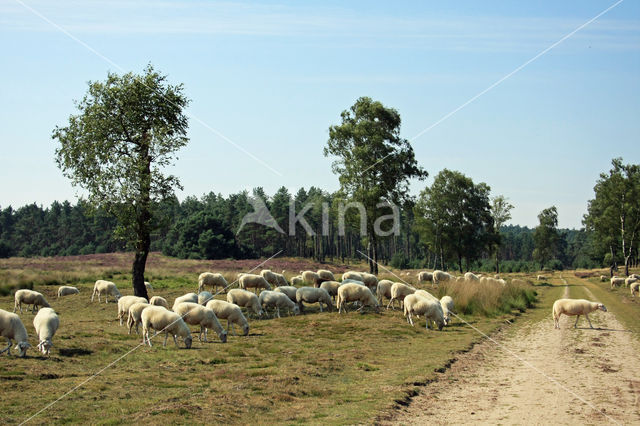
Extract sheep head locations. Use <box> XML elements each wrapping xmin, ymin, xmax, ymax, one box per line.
<box><xmin>597</xmin><ymin>303</ymin><xmax>607</xmax><ymax>312</ymax></box>
<box><xmin>184</xmin><ymin>336</ymin><xmax>193</xmax><ymax>349</ymax></box>
<box><xmin>15</xmin><ymin>341</ymin><xmax>31</xmax><ymax>357</ymax></box>
<box><xmin>37</xmin><ymin>339</ymin><xmax>53</xmax><ymax>356</ymax></box>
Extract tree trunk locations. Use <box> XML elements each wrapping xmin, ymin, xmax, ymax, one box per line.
<box><xmin>132</xmin><ymin>249</ymin><xmax>149</xmax><ymax>299</ymax></box>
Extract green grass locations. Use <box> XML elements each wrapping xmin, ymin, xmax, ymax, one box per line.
<box><xmin>0</xmin><ymin>254</ymin><xmax>551</xmax><ymax>425</ymax></box>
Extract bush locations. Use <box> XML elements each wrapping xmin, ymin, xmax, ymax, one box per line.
<box><xmin>390</xmin><ymin>253</ymin><xmax>409</xmax><ymax>269</ymax></box>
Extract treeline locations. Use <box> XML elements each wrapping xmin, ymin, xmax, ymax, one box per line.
<box><xmin>0</xmin><ymin>187</ymin><xmax>606</xmax><ymax>271</ymax></box>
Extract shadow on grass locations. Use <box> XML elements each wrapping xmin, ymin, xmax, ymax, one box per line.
<box><xmin>575</xmin><ymin>327</ymin><xmax>631</xmax><ymax>332</ymax></box>
<box><xmin>59</xmin><ymin>348</ymin><xmax>93</xmax><ymax>357</ymax></box>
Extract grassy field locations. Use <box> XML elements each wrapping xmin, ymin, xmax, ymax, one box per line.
<box><xmin>0</xmin><ymin>253</ymin><xmax>557</xmax><ymax>424</ymax></box>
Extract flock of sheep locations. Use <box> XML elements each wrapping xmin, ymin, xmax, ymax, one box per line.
<box><xmin>0</xmin><ymin>267</ymin><xmax>628</xmax><ymax>358</ymax></box>
<box><xmin>607</xmin><ymin>274</ymin><xmax>640</xmax><ymax>297</ymax></box>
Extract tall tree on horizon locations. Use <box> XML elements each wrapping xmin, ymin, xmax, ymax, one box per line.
<box><xmin>53</xmin><ymin>65</ymin><xmax>189</xmax><ymax>299</ymax></box>
<box><xmin>533</xmin><ymin>206</ymin><xmax>560</xmax><ymax>270</ymax></box>
<box><xmin>324</xmin><ymin>97</ymin><xmax>427</xmax><ymax>274</ymax></box>
<box><xmin>491</xmin><ymin>195</ymin><xmax>514</xmax><ymax>274</ymax></box>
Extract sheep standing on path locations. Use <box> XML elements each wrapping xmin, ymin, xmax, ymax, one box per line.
<box><xmin>14</xmin><ymin>290</ymin><xmax>50</xmax><ymax>314</ymax></box>
<box><xmin>0</xmin><ymin>309</ymin><xmax>30</xmax><ymax>357</ymax></box>
<box><xmin>552</xmin><ymin>299</ymin><xmax>607</xmax><ymax>329</ymax></box>
<box><xmin>92</xmin><ymin>280</ymin><xmax>121</xmax><ymax>303</ymax></box>
<box><xmin>57</xmin><ymin>286</ymin><xmax>79</xmax><ymax>298</ymax></box>
<box><xmin>33</xmin><ymin>307</ymin><xmax>59</xmax><ymax>356</ymax></box>
<box><xmin>141</xmin><ymin>306</ymin><xmax>192</xmax><ymax>348</ymax></box>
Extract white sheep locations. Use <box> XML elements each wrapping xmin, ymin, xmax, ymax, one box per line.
<box><xmin>440</xmin><ymin>295</ymin><xmax>455</xmax><ymax>325</ymax></box>
<box><xmin>387</xmin><ymin>282</ymin><xmax>416</xmax><ymax>310</ymax></box>
<box><xmin>336</xmin><ymin>283</ymin><xmax>379</xmax><ymax>314</ymax></box>
<box><xmin>376</xmin><ymin>280</ymin><xmax>394</xmax><ymax>306</ymax></box>
<box><xmin>14</xmin><ymin>289</ymin><xmax>50</xmax><ymax>314</ymax></box>
<box><xmin>361</xmin><ymin>273</ymin><xmax>378</xmax><ymax>291</ymax></box>
<box><xmin>273</xmin><ymin>286</ymin><xmax>298</xmax><ymax>302</ymax></box>
<box><xmin>226</xmin><ymin>289</ymin><xmax>263</xmax><ymax>316</ymax></box>
<box><xmin>317</xmin><ymin>269</ymin><xmax>335</xmax><ymax>283</ymax></box>
<box><xmin>141</xmin><ymin>305</ymin><xmax>192</xmax><ymax>348</ymax></box>
<box><xmin>552</xmin><ymin>299</ymin><xmax>607</xmax><ymax>329</ymax></box>
<box><xmin>239</xmin><ymin>274</ymin><xmax>272</xmax><ymax>294</ymax></box>
<box><xmin>260</xmin><ymin>270</ymin><xmax>280</xmax><ymax>287</ymax></box>
<box><xmin>173</xmin><ymin>302</ymin><xmax>227</xmax><ymax>343</ymax></box>
<box><xmin>144</xmin><ymin>281</ymin><xmax>153</xmax><ymax>292</ymax></box>
<box><xmin>275</xmin><ymin>273</ymin><xmax>288</xmax><ymax>287</ymax></box>
<box><xmin>117</xmin><ymin>295</ymin><xmax>148</xmax><ymax>326</ymax></box>
<box><xmin>610</xmin><ymin>277</ymin><xmax>625</xmax><ymax>288</ymax></box>
<box><xmin>341</xmin><ymin>279</ymin><xmax>366</xmax><ymax>286</ymax></box>
<box><xmin>172</xmin><ymin>293</ymin><xmax>198</xmax><ymax>311</ymax></box>
<box><xmin>198</xmin><ymin>272</ymin><xmax>228</xmax><ymax>293</ymax></box>
<box><xmin>625</xmin><ymin>276</ymin><xmax>638</xmax><ymax>287</ymax></box>
<box><xmin>291</xmin><ymin>276</ymin><xmax>304</xmax><ymax>286</ymax></box>
<box><xmin>198</xmin><ymin>291</ymin><xmax>214</xmax><ymax>306</ymax></box>
<box><xmin>464</xmin><ymin>272</ymin><xmax>480</xmax><ymax>282</ymax></box>
<box><xmin>296</xmin><ymin>287</ymin><xmax>334</xmax><ymax>313</ymax></box>
<box><xmin>630</xmin><ymin>282</ymin><xmax>639</xmax><ymax>298</ymax></box>
<box><xmin>127</xmin><ymin>302</ymin><xmax>151</xmax><ymax>335</ymax></box>
<box><xmin>259</xmin><ymin>291</ymin><xmax>300</xmax><ymax>318</ymax></box>
<box><xmin>417</xmin><ymin>271</ymin><xmax>433</xmax><ymax>283</ymax></box>
<box><xmin>33</xmin><ymin>307</ymin><xmax>59</xmax><ymax>356</ymax></box>
<box><xmin>319</xmin><ymin>281</ymin><xmax>341</xmax><ymax>301</ymax></box>
<box><xmin>432</xmin><ymin>270</ymin><xmax>452</xmax><ymax>287</ymax></box>
<box><xmin>301</xmin><ymin>270</ymin><xmax>320</xmax><ymax>286</ymax></box>
<box><xmin>403</xmin><ymin>294</ymin><xmax>445</xmax><ymax>330</ymax></box>
<box><xmin>91</xmin><ymin>280</ymin><xmax>121</xmax><ymax>303</ymax></box>
<box><xmin>537</xmin><ymin>275</ymin><xmax>547</xmax><ymax>281</ymax></box>
<box><xmin>205</xmin><ymin>299</ymin><xmax>249</xmax><ymax>336</ymax></box>
<box><xmin>149</xmin><ymin>296</ymin><xmax>169</xmax><ymax>309</ymax></box>
<box><xmin>342</xmin><ymin>271</ymin><xmax>364</xmax><ymax>282</ymax></box>
<box><xmin>0</xmin><ymin>309</ymin><xmax>30</xmax><ymax>357</ymax></box>
<box><xmin>57</xmin><ymin>286</ymin><xmax>79</xmax><ymax>298</ymax></box>
<box><xmin>600</xmin><ymin>275</ymin><xmax>608</xmax><ymax>282</ymax></box>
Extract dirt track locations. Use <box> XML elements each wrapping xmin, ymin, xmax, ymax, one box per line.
<box><xmin>388</xmin><ymin>282</ymin><xmax>640</xmax><ymax>425</ymax></box>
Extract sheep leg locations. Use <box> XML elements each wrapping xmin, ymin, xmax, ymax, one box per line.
<box><xmin>386</xmin><ymin>298</ymin><xmax>394</xmax><ymax>310</ymax></box>
<box><xmin>574</xmin><ymin>315</ymin><xmax>580</xmax><ymax>328</ymax></box>
<box><xmin>172</xmin><ymin>334</ymin><xmax>180</xmax><ymax>347</ymax></box>
<box><xmin>276</xmin><ymin>307</ymin><xmax>281</xmax><ymax>318</ymax></box>
<box><xmin>585</xmin><ymin>313</ymin><xmax>594</xmax><ymax>329</ymax></box>
<box><xmin>227</xmin><ymin>320</ymin><xmax>236</xmax><ymax>336</ymax></box>
<box><xmin>319</xmin><ymin>304</ymin><xmax>323</xmax><ymax>313</ymax></box>
<box><xmin>0</xmin><ymin>339</ymin><xmax>11</xmax><ymax>355</ymax></box>
<box><xmin>163</xmin><ymin>332</ymin><xmax>169</xmax><ymax>347</ymax></box>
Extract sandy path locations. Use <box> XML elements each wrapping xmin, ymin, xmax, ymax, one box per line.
<box><xmin>388</xmin><ymin>281</ymin><xmax>640</xmax><ymax>425</ymax></box>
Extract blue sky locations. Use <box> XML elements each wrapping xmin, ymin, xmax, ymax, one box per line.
<box><xmin>1</xmin><ymin>0</ymin><xmax>639</xmax><ymax>228</ymax></box>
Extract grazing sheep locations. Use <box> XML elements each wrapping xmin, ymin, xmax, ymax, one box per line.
<box><xmin>275</xmin><ymin>273</ymin><xmax>288</xmax><ymax>287</ymax></box>
<box><xmin>342</xmin><ymin>271</ymin><xmax>364</xmax><ymax>283</ymax></box>
<box><xmin>0</xmin><ymin>309</ymin><xmax>30</xmax><ymax>357</ymax></box>
<box><xmin>432</xmin><ymin>270</ymin><xmax>452</xmax><ymax>286</ymax></box>
<box><xmin>91</xmin><ymin>280</ymin><xmax>121</xmax><ymax>303</ymax></box>
<box><xmin>336</xmin><ymin>283</ymin><xmax>379</xmax><ymax>314</ymax></box>
<box><xmin>149</xmin><ymin>296</ymin><xmax>169</xmax><ymax>309</ymax></box>
<box><xmin>387</xmin><ymin>282</ymin><xmax>416</xmax><ymax>310</ymax></box>
<box><xmin>610</xmin><ymin>277</ymin><xmax>625</xmax><ymax>289</ymax></box>
<box><xmin>630</xmin><ymin>273</ymin><xmax>640</xmax><ymax>280</ymax></box>
<box><xmin>301</xmin><ymin>270</ymin><xmax>320</xmax><ymax>286</ymax></box>
<box><xmin>117</xmin><ymin>296</ymin><xmax>148</xmax><ymax>326</ymax></box>
<box><xmin>259</xmin><ymin>291</ymin><xmax>300</xmax><ymax>318</ymax></box>
<box><xmin>198</xmin><ymin>272</ymin><xmax>228</xmax><ymax>293</ymax></box>
<box><xmin>320</xmin><ymin>281</ymin><xmax>341</xmax><ymax>301</ymax></box>
<box><xmin>144</xmin><ymin>281</ymin><xmax>153</xmax><ymax>292</ymax></box>
<box><xmin>625</xmin><ymin>276</ymin><xmax>639</xmax><ymax>287</ymax></box>
<box><xmin>341</xmin><ymin>279</ymin><xmax>366</xmax><ymax>286</ymax></box>
<box><xmin>141</xmin><ymin>305</ymin><xmax>192</xmax><ymax>348</ymax></box>
<box><xmin>630</xmin><ymin>282</ymin><xmax>639</xmax><ymax>298</ymax></box>
<box><xmin>173</xmin><ymin>302</ymin><xmax>227</xmax><ymax>343</ymax></box>
<box><xmin>376</xmin><ymin>280</ymin><xmax>394</xmax><ymax>306</ymax></box>
<box><xmin>14</xmin><ymin>289</ymin><xmax>50</xmax><ymax>314</ymax></box>
<box><xmin>274</xmin><ymin>286</ymin><xmax>298</xmax><ymax>302</ymax></box>
<box><xmin>291</xmin><ymin>275</ymin><xmax>304</xmax><ymax>286</ymax></box>
<box><xmin>600</xmin><ymin>275</ymin><xmax>608</xmax><ymax>282</ymax></box>
<box><xmin>440</xmin><ymin>296</ymin><xmax>455</xmax><ymax>325</ymax></box>
<box><xmin>403</xmin><ymin>294</ymin><xmax>445</xmax><ymax>330</ymax></box>
<box><xmin>552</xmin><ymin>299</ymin><xmax>607</xmax><ymax>329</ymax></box>
<box><xmin>239</xmin><ymin>274</ymin><xmax>272</xmax><ymax>294</ymax></box>
<box><xmin>226</xmin><ymin>289</ymin><xmax>263</xmax><ymax>316</ymax></box>
<box><xmin>464</xmin><ymin>272</ymin><xmax>480</xmax><ymax>282</ymax></box>
<box><xmin>317</xmin><ymin>269</ymin><xmax>335</xmax><ymax>283</ymax></box>
<box><xmin>206</xmin><ymin>299</ymin><xmax>250</xmax><ymax>336</ymax></box>
<box><xmin>296</xmin><ymin>287</ymin><xmax>334</xmax><ymax>313</ymax></box>
<box><xmin>417</xmin><ymin>271</ymin><xmax>433</xmax><ymax>283</ymax></box>
<box><xmin>198</xmin><ymin>291</ymin><xmax>214</xmax><ymax>306</ymax></box>
<box><xmin>260</xmin><ymin>270</ymin><xmax>280</xmax><ymax>287</ymax></box>
<box><xmin>415</xmin><ymin>289</ymin><xmax>438</xmax><ymax>302</ymax></box>
<box><xmin>537</xmin><ymin>275</ymin><xmax>547</xmax><ymax>281</ymax></box>
<box><xmin>172</xmin><ymin>293</ymin><xmax>198</xmax><ymax>311</ymax></box>
<box><xmin>33</xmin><ymin>308</ymin><xmax>59</xmax><ymax>356</ymax></box>
<box><xmin>361</xmin><ymin>273</ymin><xmax>378</xmax><ymax>291</ymax></box>
<box><xmin>57</xmin><ymin>286</ymin><xmax>79</xmax><ymax>298</ymax></box>
<box><xmin>127</xmin><ymin>302</ymin><xmax>151</xmax><ymax>335</ymax></box>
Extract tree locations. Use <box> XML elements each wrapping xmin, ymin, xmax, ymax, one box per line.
<box><xmin>414</xmin><ymin>169</ymin><xmax>496</xmax><ymax>272</ymax></box>
<box><xmin>324</xmin><ymin>97</ymin><xmax>427</xmax><ymax>274</ymax></box>
<box><xmin>490</xmin><ymin>195</ymin><xmax>514</xmax><ymax>273</ymax></box>
<box><xmin>533</xmin><ymin>206</ymin><xmax>559</xmax><ymax>270</ymax></box>
<box><xmin>584</xmin><ymin>158</ymin><xmax>640</xmax><ymax>276</ymax></box>
<box><xmin>53</xmin><ymin>65</ymin><xmax>189</xmax><ymax>298</ymax></box>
